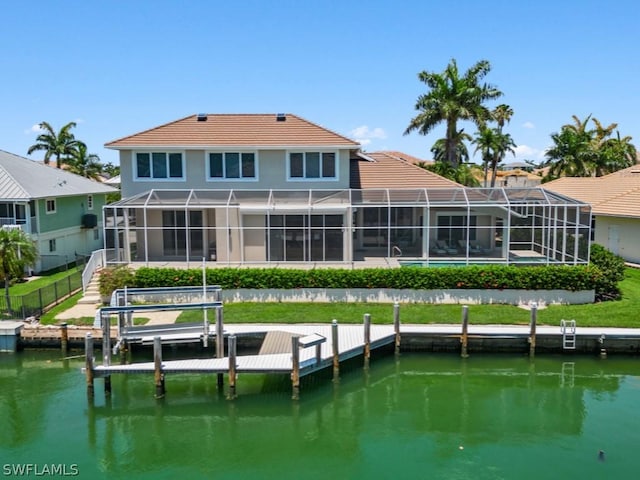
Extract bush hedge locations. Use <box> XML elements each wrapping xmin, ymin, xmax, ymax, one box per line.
<box><xmin>100</xmin><ymin>264</ymin><xmax>604</xmax><ymax>298</ymax></box>
<box><xmin>589</xmin><ymin>244</ymin><xmax>626</xmax><ymax>301</ymax></box>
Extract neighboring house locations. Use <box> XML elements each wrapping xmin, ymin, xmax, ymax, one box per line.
<box><xmin>543</xmin><ymin>165</ymin><xmax>640</xmax><ymax>263</ymax></box>
<box><xmin>0</xmin><ymin>149</ymin><xmax>117</xmax><ymax>272</ymax></box>
<box><xmin>103</xmin><ymin>113</ymin><xmax>589</xmax><ymax>266</ymax></box>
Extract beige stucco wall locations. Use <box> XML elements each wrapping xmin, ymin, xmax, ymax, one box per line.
<box><xmin>594</xmin><ymin>215</ymin><xmax>640</xmax><ymax>263</ymax></box>
<box><xmin>243</xmin><ymin>214</ymin><xmax>266</xmax><ymax>261</ymax></box>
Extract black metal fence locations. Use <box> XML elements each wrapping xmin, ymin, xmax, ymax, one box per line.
<box><xmin>0</xmin><ymin>270</ymin><xmax>83</xmax><ymax>320</ymax></box>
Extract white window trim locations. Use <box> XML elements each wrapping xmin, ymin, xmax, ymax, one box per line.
<box><xmin>49</xmin><ymin>238</ymin><xmax>56</xmax><ymax>252</ymax></box>
<box><xmin>205</xmin><ymin>151</ymin><xmax>259</xmax><ymax>182</ymax></box>
<box><xmin>133</xmin><ymin>150</ymin><xmax>186</xmax><ymax>182</ymax></box>
<box><xmin>45</xmin><ymin>198</ymin><xmax>56</xmax><ymax>214</ymax></box>
<box><xmin>286</xmin><ymin>150</ymin><xmax>339</xmax><ymax>182</ymax></box>
<box><xmin>87</xmin><ymin>194</ymin><xmax>94</xmax><ymax>210</ymax></box>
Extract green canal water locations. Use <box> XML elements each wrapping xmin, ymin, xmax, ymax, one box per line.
<box><xmin>1</xmin><ymin>350</ymin><xmax>639</xmax><ymax>479</ymax></box>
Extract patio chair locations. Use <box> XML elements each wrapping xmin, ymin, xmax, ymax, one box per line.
<box><xmin>436</xmin><ymin>240</ymin><xmax>458</xmax><ymax>255</ymax></box>
<box><xmin>470</xmin><ymin>241</ymin><xmax>491</xmax><ymax>255</ymax></box>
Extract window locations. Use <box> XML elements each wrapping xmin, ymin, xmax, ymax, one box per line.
<box><xmin>49</xmin><ymin>239</ymin><xmax>56</xmax><ymax>252</ymax></box>
<box><xmin>207</xmin><ymin>152</ymin><xmax>256</xmax><ymax>180</ymax></box>
<box><xmin>87</xmin><ymin>195</ymin><xmax>94</xmax><ymax>210</ymax></box>
<box><xmin>288</xmin><ymin>152</ymin><xmax>337</xmax><ymax>180</ymax></box>
<box><xmin>135</xmin><ymin>152</ymin><xmax>184</xmax><ymax>180</ymax></box>
<box><xmin>93</xmin><ymin>229</ymin><xmax>100</xmax><ymax>241</ymax></box>
<box><xmin>45</xmin><ymin>199</ymin><xmax>56</xmax><ymax>214</ymax></box>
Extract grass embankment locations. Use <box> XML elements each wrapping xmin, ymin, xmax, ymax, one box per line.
<box><xmin>177</xmin><ymin>267</ymin><xmax>640</xmax><ymax>328</ymax></box>
<box><xmin>1</xmin><ymin>268</ymin><xmax>80</xmax><ymax>296</ymax></box>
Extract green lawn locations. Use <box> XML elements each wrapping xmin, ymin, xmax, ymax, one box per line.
<box><xmin>176</xmin><ymin>267</ymin><xmax>640</xmax><ymax>328</ymax></box>
<box><xmin>1</xmin><ymin>268</ymin><xmax>81</xmax><ymax>296</ymax></box>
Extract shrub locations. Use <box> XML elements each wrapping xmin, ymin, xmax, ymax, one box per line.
<box><xmin>589</xmin><ymin>244</ymin><xmax>626</xmax><ymax>301</ymax></box>
<box><xmin>127</xmin><ymin>265</ymin><xmax>599</xmax><ymax>293</ymax></box>
<box><xmin>99</xmin><ymin>266</ymin><xmax>136</xmax><ymax>298</ymax></box>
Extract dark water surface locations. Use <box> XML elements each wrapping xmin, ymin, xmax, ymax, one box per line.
<box><xmin>1</xmin><ymin>351</ymin><xmax>639</xmax><ymax>479</ymax></box>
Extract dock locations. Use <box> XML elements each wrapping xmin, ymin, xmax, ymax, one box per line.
<box><xmin>81</xmin><ymin>288</ymin><xmax>640</xmax><ymax>401</ymax></box>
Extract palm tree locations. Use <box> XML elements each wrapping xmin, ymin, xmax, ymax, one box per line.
<box><xmin>430</xmin><ymin>130</ymin><xmax>472</xmax><ymax>164</ymax></box>
<box><xmin>492</xmin><ymin>104</ymin><xmax>513</xmax><ymax>130</ymax></box>
<box><xmin>0</xmin><ymin>228</ymin><xmax>38</xmax><ymax>315</ymax></box>
<box><xmin>543</xmin><ymin>114</ymin><xmax>636</xmax><ymax>180</ymax></box>
<box><xmin>27</xmin><ymin>121</ymin><xmax>84</xmax><ymax>169</ymax></box>
<box><xmin>473</xmin><ymin>127</ymin><xmax>499</xmax><ymax>187</ymax></box>
<box><xmin>68</xmin><ymin>143</ymin><xmax>103</xmax><ymax>179</ymax></box>
<box><xmin>405</xmin><ymin>58</ymin><xmax>503</xmax><ymax>169</ymax></box>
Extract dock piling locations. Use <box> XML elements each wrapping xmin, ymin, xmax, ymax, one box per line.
<box><xmin>291</xmin><ymin>336</ymin><xmax>300</xmax><ymax>400</ymax></box>
<box><xmin>60</xmin><ymin>322</ymin><xmax>68</xmax><ymax>354</ymax></box>
<box><xmin>154</xmin><ymin>336</ymin><xmax>165</xmax><ymax>399</ymax></box>
<box><xmin>331</xmin><ymin>320</ymin><xmax>339</xmax><ymax>382</ymax></box>
<box><xmin>461</xmin><ymin>305</ymin><xmax>469</xmax><ymax>358</ymax></box>
<box><xmin>363</xmin><ymin>313</ymin><xmax>371</xmax><ymax>369</ymax></box>
<box><xmin>85</xmin><ymin>333</ymin><xmax>94</xmax><ymax>398</ymax></box>
<box><xmin>529</xmin><ymin>304</ymin><xmax>537</xmax><ymax>357</ymax></box>
<box><xmin>228</xmin><ymin>335</ymin><xmax>237</xmax><ymax>400</ymax></box>
<box><xmin>215</xmin><ymin>307</ymin><xmax>224</xmax><ymax>389</ymax></box>
<box><xmin>393</xmin><ymin>303</ymin><xmax>401</xmax><ymax>355</ymax></box>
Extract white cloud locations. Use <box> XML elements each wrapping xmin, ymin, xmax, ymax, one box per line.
<box><xmin>350</xmin><ymin>125</ymin><xmax>387</xmax><ymax>146</ymax></box>
<box><xmin>514</xmin><ymin>145</ymin><xmax>537</xmax><ymax>157</ymax></box>
<box><xmin>24</xmin><ymin>123</ymin><xmax>43</xmax><ymax>134</ymax></box>
<box><xmin>522</xmin><ymin>121</ymin><xmax>535</xmax><ymax>129</ymax></box>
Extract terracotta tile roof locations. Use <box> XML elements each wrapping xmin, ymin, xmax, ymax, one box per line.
<box><xmin>105</xmin><ymin>114</ymin><xmax>360</xmax><ymax>149</ymax></box>
<box><xmin>350</xmin><ymin>151</ymin><xmax>461</xmax><ymax>189</ymax></box>
<box><xmin>543</xmin><ymin>165</ymin><xmax>640</xmax><ymax>218</ymax></box>
<box><xmin>375</xmin><ymin>150</ymin><xmax>433</xmax><ymax>166</ymax></box>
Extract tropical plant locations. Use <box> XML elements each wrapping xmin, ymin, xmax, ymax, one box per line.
<box><xmin>405</xmin><ymin>58</ymin><xmax>503</xmax><ymax>169</ymax></box>
<box><xmin>27</xmin><ymin>121</ymin><xmax>84</xmax><ymax>169</ymax></box>
<box><xmin>418</xmin><ymin>161</ymin><xmax>480</xmax><ymax>187</ymax></box>
<box><xmin>430</xmin><ymin>130</ymin><xmax>472</xmax><ymax>164</ymax></box>
<box><xmin>543</xmin><ymin>115</ymin><xmax>636</xmax><ymax>181</ymax></box>
<box><xmin>67</xmin><ymin>143</ymin><xmax>103</xmax><ymax>179</ymax></box>
<box><xmin>0</xmin><ymin>228</ymin><xmax>38</xmax><ymax>314</ymax></box>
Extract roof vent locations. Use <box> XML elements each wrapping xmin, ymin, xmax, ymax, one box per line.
<box><xmin>196</xmin><ymin>113</ymin><xmax>207</xmax><ymax>122</ymax></box>
<box><xmin>276</xmin><ymin>113</ymin><xmax>286</xmax><ymax>122</ymax></box>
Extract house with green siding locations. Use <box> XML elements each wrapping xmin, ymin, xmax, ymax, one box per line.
<box><xmin>0</xmin><ymin>149</ymin><xmax>116</xmax><ymax>272</ymax></box>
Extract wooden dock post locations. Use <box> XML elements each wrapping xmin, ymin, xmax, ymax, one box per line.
<box><xmin>228</xmin><ymin>335</ymin><xmax>237</xmax><ymax>400</ymax></box>
<box><xmin>154</xmin><ymin>336</ymin><xmax>165</xmax><ymax>399</ymax></box>
<box><xmin>331</xmin><ymin>319</ymin><xmax>339</xmax><ymax>382</ymax></box>
<box><xmin>461</xmin><ymin>305</ymin><xmax>469</xmax><ymax>358</ymax></box>
<box><xmin>215</xmin><ymin>307</ymin><xmax>224</xmax><ymax>389</ymax></box>
<box><xmin>393</xmin><ymin>303</ymin><xmax>401</xmax><ymax>355</ymax></box>
<box><xmin>529</xmin><ymin>303</ymin><xmax>537</xmax><ymax>358</ymax></box>
<box><xmin>60</xmin><ymin>322</ymin><xmax>68</xmax><ymax>354</ymax></box>
<box><xmin>291</xmin><ymin>336</ymin><xmax>300</xmax><ymax>400</ymax></box>
<box><xmin>363</xmin><ymin>313</ymin><xmax>371</xmax><ymax>369</ymax></box>
<box><xmin>101</xmin><ymin>313</ymin><xmax>112</xmax><ymax>395</ymax></box>
<box><xmin>85</xmin><ymin>333</ymin><xmax>94</xmax><ymax>398</ymax></box>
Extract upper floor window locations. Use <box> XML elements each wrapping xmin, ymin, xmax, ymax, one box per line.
<box><xmin>135</xmin><ymin>152</ymin><xmax>184</xmax><ymax>180</ymax></box>
<box><xmin>87</xmin><ymin>195</ymin><xmax>94</xmax><ymax>210</ymax></box>
<box><xmin>288</xmin><ymin>152</ymin><xmax>337</xmax><ymax>180</ymax></box>
<box><xmin>45</xmin><ymin>199</ymin><xmax>56</xmax><ymax>214</ymax></box>
<box><xmin>207</xmin><ymin>152</ymin><xmax>257</xmax><ymax>180</ymax></box>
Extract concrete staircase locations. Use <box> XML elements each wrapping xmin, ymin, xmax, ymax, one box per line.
<box><xmin>78</xmin><ymin>271</ymin><xmax>102</xmax><ymax>305</ymax></box>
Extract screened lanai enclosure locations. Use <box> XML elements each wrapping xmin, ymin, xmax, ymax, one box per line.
<box><xmin>103</xmin><ymin>188</ymin><xmax>591</xmax><ymax>267</ymax></box>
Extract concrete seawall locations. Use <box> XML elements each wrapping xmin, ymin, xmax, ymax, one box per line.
<box><xmin>16</xmin><ymin>324</ymin><xmax>640</xmax><ymax>355</ymax></box>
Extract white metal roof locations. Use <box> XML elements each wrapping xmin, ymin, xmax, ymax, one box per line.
<box><xmin>0</xmin><ymin>149</ymin><xmax>117</xmax><ymax>200</ymax></box>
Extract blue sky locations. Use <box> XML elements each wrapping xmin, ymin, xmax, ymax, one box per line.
<box><xmin>1</xmin><ymin>0</ymin><xmax>639</xmax><ymax>167</ymax></box>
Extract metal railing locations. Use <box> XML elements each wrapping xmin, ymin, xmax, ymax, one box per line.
<box><xmin>82</xmin><ymin>249</ymin><xmax>106</xmax><ymax>292</ymax></box>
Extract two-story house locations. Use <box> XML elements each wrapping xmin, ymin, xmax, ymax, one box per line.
<box><xmin>104</xmin><ymin>114</ymin><xmax>590</xmax><ymax>266</ymax></box>
<box><xmin>0</xmin><ymin>149</ymin><xmax>117</xmax><ymax>272</ymax></box>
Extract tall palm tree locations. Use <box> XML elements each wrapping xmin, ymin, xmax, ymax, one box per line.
<box><xmin>492</xmin><ymin>104</ymin><xmax>514</xmax><ymax>130</ymax></box>
<box><xmin>489</xmin><ymin>130</ymin><xmax>516</xmax><ymax>187</ymax></box>
<box><xmin>405</xmin><ymin>58</ymin><xmax>503</xmax><ymax>168</ymax></box>
<box><xmin>473</xmin><ymin>127</ymin><xmax>499</xmax><ymax>187</ymax></box>
<box><xmin>0</xmin><ymin>228</ymin><xmax>38</xmax><ymax>315</ymax></box>
<box><xmin>68</xmin><ymin>143</ymin><xmax>103</xmax><ymax>179</ymax></box>
<box><xmin>27</xmin><ymin>121</ymin><xmax>83</xmax><ymax>169</ymax></box>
